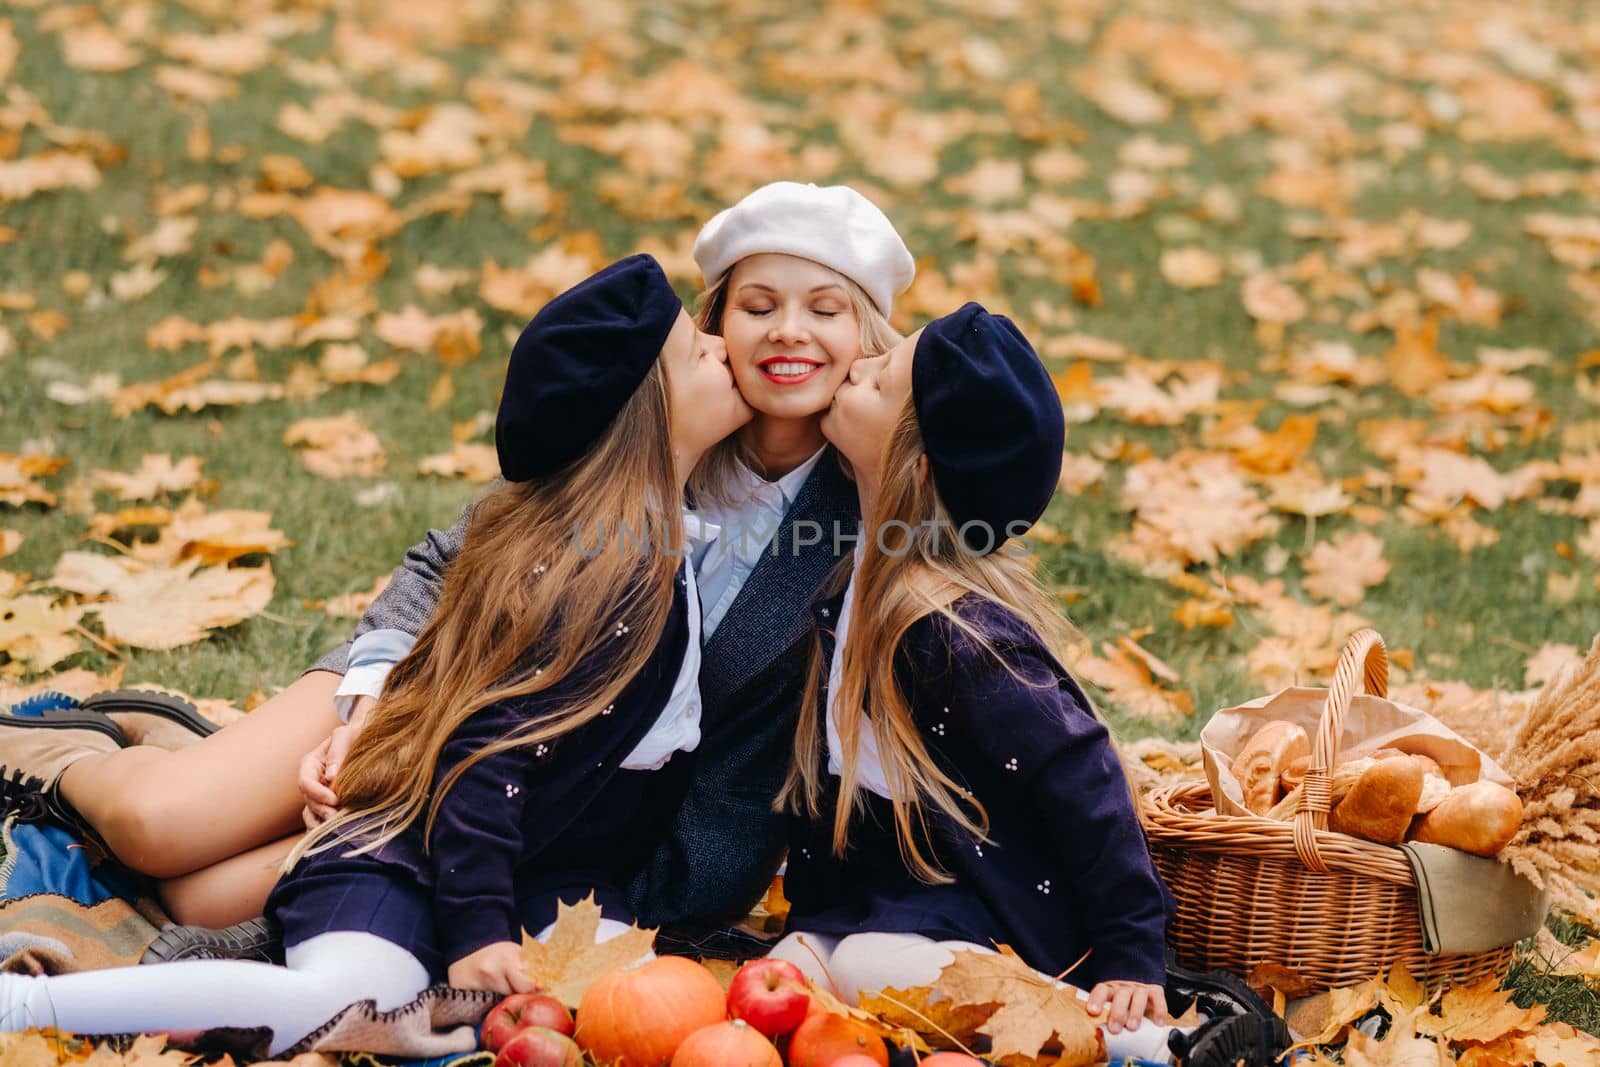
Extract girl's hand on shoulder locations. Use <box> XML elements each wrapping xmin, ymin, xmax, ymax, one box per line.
<box><xmin>447</xmin><ymin>941</ymin><xmax>535</xmax><ymax>994</ymax></box>
<box><xmin>1085</xmin><ymin>980</ymin><xmax>1168</xmax><ymax>1034</ymax></box>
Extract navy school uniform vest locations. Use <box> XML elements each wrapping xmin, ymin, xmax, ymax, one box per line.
<box><xmin>269</xmin><ymin>563</ymin><xmax>695</xmax><ymax>971</ymax></box>
<box><xmin>782</xmin><ymin>591</ymin><xmax>1174</xmax><ymax>988</ymax></box>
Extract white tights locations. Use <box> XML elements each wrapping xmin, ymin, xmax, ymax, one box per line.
<box><xmin>0</xmin><ymin>915</ymin><xmax>646</xmax><ymax>1057</ymax></box>
<box><xmin>0</xmin><ymin>932</ymin><xmax>430</xmax><ymax>1057</ymax></box>
<box><xmin>769</xmin><ymin>931</ymin><xmax>1186</xmax><ymax>1065</ymax></box>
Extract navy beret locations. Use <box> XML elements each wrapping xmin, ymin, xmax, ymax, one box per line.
<box><xmin>496</xmin><ymin>254</ymin><xmax>682</xmax><ymax>482</ymax></box>
<box><xmin>912</xmin><ymin>303</ymin><xmax>1065</xmax><ymax>554</ymax></box>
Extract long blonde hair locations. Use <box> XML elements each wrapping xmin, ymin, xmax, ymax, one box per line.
<box><xmin>296</xmin><ymin>361</ymin><xmax>681</xmax><ymax>863</ymax></box>
<box><xmin>687</xmin><ymin>266</ymin><xmax>901</xmax><ymax>508</ymax></box>
<box><xmin>780</xmin><ymin>398</ymin><xmax>1079</xmax><ymax>884</ymax></box>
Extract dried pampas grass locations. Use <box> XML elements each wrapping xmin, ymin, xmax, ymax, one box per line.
<box><xmin>1500</xmin><ymin>635</ymin><xmax>1600</xmax><ymax>925</ymax></box>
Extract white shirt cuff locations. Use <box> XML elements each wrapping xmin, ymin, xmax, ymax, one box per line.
<box><xmin>334</xmin><ymin>629</ymin><xmax>417</xmax><ymax>722</ymax></box>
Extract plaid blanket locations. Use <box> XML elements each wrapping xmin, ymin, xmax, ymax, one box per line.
<box><xmin>0</xmin><ymin>697</ymin><xmax>492</xmax><ymax>1067</ymax></box>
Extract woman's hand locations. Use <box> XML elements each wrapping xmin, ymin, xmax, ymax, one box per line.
<box><xmin>299</xmin><ymin>696</ymin><xmax>375</xmax><ymax>826</ymax></box>
<box><xmin>447</xmin><ymin>941</ymin><xmax>535</xmax><ymax>994</ymax></box>
<box><xmin>1085</xmin><ymin>980</ymin><xmax>1168</xmax><ymax>1034</ymax></box>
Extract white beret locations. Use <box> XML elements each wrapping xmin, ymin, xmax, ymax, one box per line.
<box><xmin>692</xmin><ymin>182</ymin><xmax>915</xmax><ymax>316</ymax></box>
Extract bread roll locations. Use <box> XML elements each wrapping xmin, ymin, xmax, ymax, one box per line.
<box><xmin>1416</xmin><ymin>772</ymin><xmax>1452</xmax><ymax>813</ymax></box>
<box><xmin>1232</xmin><ymin>721</ymin><xmax>1311</xmax><ymax>815</ymax></box>
<box><xmin>1329</xmin><ymin>756</ymin><xmax>1424</xmax><ymax>845</ymax></box>
<box><xmin>1266</xmin><ymin>757</ymin><xmax>1373</xmax><ymax>820</ymax></box>
<box><xmin>1279</xmin><ymin>753</ymin><xmax>1310</xmax><ymax>795</ymax></box>
<box><xmin>1408</xmin><ymin>781</ymin><xmax>1523</xmax><ymax>857</ymax></box>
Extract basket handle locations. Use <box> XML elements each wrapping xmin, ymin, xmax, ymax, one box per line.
<box><xmin>1292</xmin><ymin>629</ymin><xmax>1389</xmax><ymax>872</ymax></box>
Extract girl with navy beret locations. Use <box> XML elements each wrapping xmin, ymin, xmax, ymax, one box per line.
<box><xmin>769</xmin><ymin>304</ymin><xmax>1185</xmax><ymax>1063</ymax></box>
<box><xmin>3</xmin><ymin>183</ymin><xmax>913</xmax><ymax>938</ymax></box>
<box><xmin>0</xmin><ymin>255</ymin><xmax>753</xmax><ymax>1054</ymax></box>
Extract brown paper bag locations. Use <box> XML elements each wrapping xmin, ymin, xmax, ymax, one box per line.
<box><xmin>1201</xmin><ymin>686</ymin><xmax>1513</xmax><ymax>819</ymax></box>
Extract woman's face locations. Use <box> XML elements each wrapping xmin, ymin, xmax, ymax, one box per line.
<box><xmin>719</xmin><ymin>254</ymin><xmax>865</xmax><ymax>421</ymax></box>
<box><xmin>661</xmin><ymin>309</ymin><xmax>753</xmax><ymax>457</ymax></box>
<box><xmin>821</xmin><ymin>328</ymin><xmax>921</xmax><ymax>480</ymax></box>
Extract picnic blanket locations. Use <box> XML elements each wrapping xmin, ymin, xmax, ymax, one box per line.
<box><xmin>0</xmin><ymin>696</ymin><xmax>493</xmax><ymax>1066</ymax></box>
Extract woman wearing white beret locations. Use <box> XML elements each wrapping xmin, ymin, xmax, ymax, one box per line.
<box><xmin>3</xmin><ymin>182</ymin><xmax>915</xmax><ymax>946</ymax></box>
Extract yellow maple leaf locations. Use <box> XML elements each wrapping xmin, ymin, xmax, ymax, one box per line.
<box><xmin>859</xmin><ymin>983</ymin><xmax>988</xmax><ymax>1054</ymax></box>
<box><xmin>926</xmin><ymin>947</ymin><xmax>1103</xmax><ymax>1066</ymax></box>
<box><xmin>1237</xmin><ymin>414</ymin><xmax>1319</xmax><ymax>476</ymax></box>
<box><xmin>1302</xmin><ymin>531</ymin><xmax>1392</xmax><ymax>607</ymax></box>
<box><xmin>0</xmin><ymin>529</ymin><xmax>20</xmax><ymax>557</ymax></box>
<box><xmin>102</xmin><ymin>561</ymin><xmax>274</xmax><ymax>650</ymax></box>
<box><xmin>1160</xmin><ymin>247</ymin><xmax>1223</xmax><ymax>289</ymax></box>
<box><xmin>417</xmin><ymin>443</ymin><xmax>499</xmax><ymax>483</ymax></box>
<box><xmin>1385</xmin><ymin>317</ymin><xmax>1451</xmax><ymax>398</ymax></box>
<box><xmin>1290</xmin><ymin>977</ymin><xmax>1379</xmax><ymax>1049</ymax></box>
<box><xmin>0</xmin><ymin>1030</ymin><xmax>78</xmax><ymax>1066</ymax></box>
<box><xmin>1378</xmin><ymin>962</ymin><xmax>1430</xmax><ymax>1019</ymax></box>
<box><xmin>1522</xmin><ymin>1020</ymin><xmax>1600</xmax><ymax>1067</ymax></box>
<box><xmin>118</xmin><ymin>1032</ymin><xmax>197</xmax><ymax>1065</ymax></box>
<box><xmin>143</xmin><ymin>508</ymin><xmax>289</xmax><ymax>566</ymax></box>
<box><xmin>62</xmin><ymin>23</ymin><xmax>143</xmax><ymax>73</ymax></box>
<box><xmin>1414</xmin><ymin>977</ymin><xmax>1545</xmax><ymax>1044</ymax></box>
<box><xmin>804</xmin><ymin>981</ymin><xmax>925</xmax><ymax>1053</ymax></box>
<box><xmin>518</xmin><ymin>893</ymin><xmax>657</xmax><ymax>1008</ymax></box>
<box><xmin>0</xmin><ymin>594</ymin><xmax>84</xmax><ymax>671</ymax></box>
<box><xmin>321</xmin><ymin>575</ymin><xmax>392</xmax><ymax>619</ymax></box>
<box><xmin>91</xmin><ymin>454</ymin><xmax>206</xmax><ymax>502</ymax></box>
<box><xmin>283</xmin><ymin>412</ymin><xmax>387</xmax><ymax>478</ymax></box>
<box><xmin>0</xmin><ymin>453</ymin><xmax>69</xmax><ymax>508</ymax></box>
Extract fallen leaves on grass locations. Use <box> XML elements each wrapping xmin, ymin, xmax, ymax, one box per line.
<box><xmin>91</xmin><ymin>454</ymin><xmax>207</xmax><ymax>502</ymax></box>
<box><xmin>417</xmin><ymin>443</ymin><xmax>499</xmax><ymax>482</ymax></box>
<box><xmin>283</xmin><ymin>412</ymin><xmax>386</xmax><ymax>478</ymax></box>
<box><xmin>0</xmin><ymin>454</ymin><xmax>68</xmax><ymax>508</ymax></box>
<box><xmin>319</xmin><ymin>574</ymin><xmax>391</xmax><ymax>618</ymax></box>
<box><xmin>50</xmin><ymin>551</ymin><xmax>274</xmax><ymax>650</ymax></box>
<box><xmin>0</xmin><ymin>594</ymin><xmax>84</xmax><ymax>672</ymax></box>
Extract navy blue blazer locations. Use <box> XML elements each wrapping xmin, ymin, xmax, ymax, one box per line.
<box><xmin>783</xmin><ymin>592</ymin><xmax>1172</xmax><ymax>988</ymax></box>
<box><xmin>284</xmin><ymin>566</ymin><xmax>693</xmax><ymax>967</ymax></box>
<box><xmin>316</xmin><ymin>453</ymin><xmax>861</xmax><ymax>933</ymax></box>
<box><xmin>628</xmin><ymin>451</ymin><xmax>859</xmax><ymax>928</ymax></box>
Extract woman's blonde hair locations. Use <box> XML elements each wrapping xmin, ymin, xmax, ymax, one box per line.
<box><xmin>779</xmin><ymin>397</ymin><xmax>1080</xmax><ymax>884</ymax></box>
<box><xmin>687</xmin><ymin>264</ymin><xmax>901</xmax><ymax>508</ymax></box>
<box><xmin>294</xmin><ymin>360</ymin><xmax>682</xmax><ymax>864</ymax></box>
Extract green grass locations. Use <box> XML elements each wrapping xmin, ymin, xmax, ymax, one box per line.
<box><xmin>1</xmin><ymin>0</ymin><xmax>1598</xmax><ymax>1042</ymax></box>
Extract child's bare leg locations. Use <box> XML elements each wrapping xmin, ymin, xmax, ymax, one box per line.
<box><xmin>159</xmin><ymin>833</ymin><xmax>302</xmax><ymax>928</ymax></box>
<box><xmin>57</xmin><ymin>671</ymin><xmax>342</xmax><ymax>879</ymax></box>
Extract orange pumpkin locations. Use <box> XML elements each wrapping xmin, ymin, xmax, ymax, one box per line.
<box><xmin>576</xmin><ymin>956</ymin><xmax>727</xmax><ymax>1066</ymax></box>
<box><xmin>669</xmin><ymin>1019</ymin><xmax>782</xmax><ymax>1067</ymax></box>
<box><xmin>786</xmin><ymin>1012</ymin><xmax>890</xmax><ymax>1067</ymax></box>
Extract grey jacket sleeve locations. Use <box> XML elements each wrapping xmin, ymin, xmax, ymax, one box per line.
<box><xmin>308</xmin><ymin>497</ymin><xmax>476</xmax><ymax>675</ymax></box>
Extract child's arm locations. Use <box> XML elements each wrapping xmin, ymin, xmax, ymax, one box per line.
<box><xmin>426</xmin><ymin>695</ymin><xmax>544</xmax><ymax>971</ymax></box>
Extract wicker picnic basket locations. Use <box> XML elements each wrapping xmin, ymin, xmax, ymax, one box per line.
<box><xmin>1141</xmin><ymin>629</ymin><xmax>1516</xmax><ymax>993</ymax></box>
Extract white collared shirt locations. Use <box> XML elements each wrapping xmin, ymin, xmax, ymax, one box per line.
<box><xmin>825</xmin><ymin>544</ymin><xmax>897</xmax><ymax>800</ymax></box>
<box><xmin>335</xmin><ymin>522</ymin><xmax>710</xmax><ymax>771</ymax></box>
<box><xmin>689</xmin><ymin>446</ymin><xmax>825</xmax><ymax>639</ymax></box>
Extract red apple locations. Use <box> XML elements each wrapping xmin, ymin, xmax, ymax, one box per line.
<box><xmin>727</xmin><ymin>958</ymin><xmax>811</xmax><ymax>1039</ymax></box>
<box><xmin>918</xmin><ymin>1055</ymin><xmax>987</xmax><ymax>1065</ymax></box>
<box><xmin>481</xmin><ymin>992</ymin><xmax>574</xmax><ymax>1051</ymax></box>
<box><xmin>827</xmin><ymin>1057</ymin><xmax>888</xmax><ymax>1067</ymax></box>
<box><xmin>494</xmin><ymin>1026</ymin><xmax>583</xmax><ymax>1067</ymax></box>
